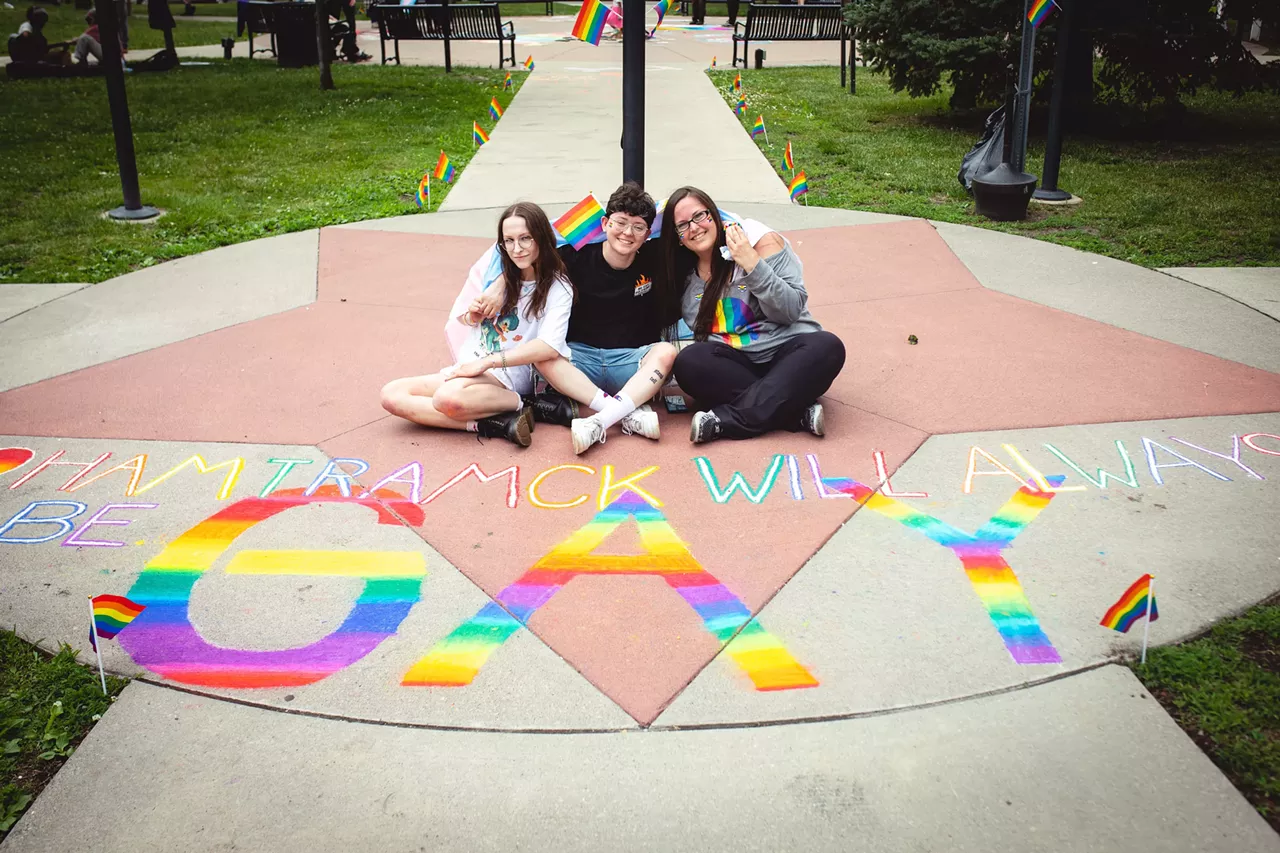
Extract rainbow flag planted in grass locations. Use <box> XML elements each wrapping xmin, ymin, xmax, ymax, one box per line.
<box><xmin>781</xmin><ymin>139</ymin><xmax>794</xmax><ymax>171</ymax></box>
<box><xmin>1100</xmin><ymin>574</ymin><xmax>1159</xmax><ymax>633</ymax></box>
<box><xmin>473</xmin><ymin>121</ymin><xmax>489</xmax><ymax>146</ymax></box>
<box><xmin>735</xmin><ymin>94</ymin><xmax>746</xmax><ymax>115</ymax></box>
<box><xmin>433</xmin><ymin>151</ymin><xmax>456</xmax><ymax>183</ymax></box>
<box><xmin>523</xmin><ymin>55</ymin><xmax>535</xmax><ymax>70</ymax></box>
<box><xmin>416</xmin><ymin>173</ymin><xmax>430</xmax><ymax>208</ymax></box>
<box><xmin>552</xmin><ymin>194</ymin><xmax>605</xmax><ymax>249</ymax></box>
<box><xmin>89</xmin><ymin>594</ymin><xmax>145</xmax><ymax>651</ymax></box>
<box><xmin>750</xmin><ymin>115</ymin><xmax>766</xmax><ymax>140</ymax></box>
<box><xmin>503</xmin><ymin>72</ymin><xmax>512</xmax><ymax>90</ymax></box>
<box><xmin>572</xmin><ymin>0</ymin><xmax>609</xmax><ymax>45</ymax></box>
<box><xmin>1027</xmin><ymin>0</ymin><xmax>1057</xmax><ymax>26</ymax></box>
<box><xmin>788</xmin><ymin>171</ymin><xmax>808</xmax><ymax>200</ymax></box>
<box><xmin>710</xmin><ymin>56</ymin><xmax>716</xmax><ymax>68</ymax></box>
<box><xmin>733</xmin><ymin>72</ymin><xmax>741</xmax><ymax>92</ymax></box>
<box><xmin>489</xmin><ymin>97</ymin><xmax>504</xmax><ymax>120</ymax></box>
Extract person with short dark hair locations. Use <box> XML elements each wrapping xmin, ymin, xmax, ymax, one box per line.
<box><xmin>475</xmin><ymin>182</ymin><xmax>678</xmax><ymax>455</ymax></box>
<box><xmin>657</xmin><ymin>185</ymin><xmax>846</xmax><ymax>444</ymax></box>
<box><xmin>9</xmin><ymin>7</ymin><xmax>72</xmax><ymax>64</ymax></box>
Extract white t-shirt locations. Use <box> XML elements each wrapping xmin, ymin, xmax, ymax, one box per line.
<box><xmin>453</xmin><ymin>274</ymin><xmax>573</xmax><ymax>395</ymax></box>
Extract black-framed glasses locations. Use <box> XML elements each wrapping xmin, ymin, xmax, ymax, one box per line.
<box><xmin>674</xmin><ymin>209</ymin><xmax>714</xmax><ymax>237</ymax></box>
<box><xmin>502</xmin><ymin>235</ymin><xmax>535</xmax><ymax>251</ymax></box>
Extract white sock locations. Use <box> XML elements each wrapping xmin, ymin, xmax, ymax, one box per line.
<box><xmin>589</xmin><ymin>390</ymin><xmax>611</xmax><ymax>413</ymax></box>
<box><xmin>465</xmin><ymin>421</ymin><xmax>479</xmax><ymax>432</ymax></box>
<box><xmin>595</xmin><ymin>392</ymin><xmax>637</xmax><ymax>431</ymax></box>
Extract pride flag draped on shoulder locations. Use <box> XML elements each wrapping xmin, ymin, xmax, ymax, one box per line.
<box><xmin>553</xmin><ymin>194</ymin><xmax>606</xmax><ymax>249</ymax></box>
<box><xmin>572</xmin><ymin>0</ymin><xmax>609</xmax><ymax>45</ymax></box>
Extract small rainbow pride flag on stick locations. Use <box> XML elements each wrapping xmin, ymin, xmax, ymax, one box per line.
<box><xmin>523</xmin><ymin>55</ymin><xmax>535</xmax><ymax>70</ymax></box>
<box><xmin>735</xmin><ymin>94</ymin><xmax>746</xmax><ymax>115</ymax></box>
<box><xmin>710</xmin><ymin>56</ymin><xmax>716</xmax><ymax>69</ymax></box>
<box><xmin>416</xmin><ymin>173</ymin><xmax>430</xmax><ymax>209</ymax></box>
<box><xmin>434</xmin><ymin>150</ymin><xmax>456</xmax><ymax>183</ymax></box>
<box><xmin>1027</xmin><ymin>0</ymin><xmax>1057</xmax><ymax>27</ymax></box>
<box><xmin>750</xmin><ymin>115</ymin><xmax>768</xmax><ymax>144</ymax></box>
<box><xmin>572</xmin><ymin>0</ymin><xmax>609</xmax><ymax>45</ymax></box>
<box><xmin>789</xmin><ymin>171</ymin><xmax>808</xmax><ymax>203</ymax></box>
<box><xmin>473</xmin><ymin>121</ymin><xmax>490</xmax><ymax>147</ymax></box>
<box><xmin>733</xmin><ymin>72</ymin><xmax>742</xmax><ymax>92</ymax></box>
<box><xmin>781</xmin><ymin>139</ymin><xmax>794</xmax><ymax>172</ymax></box>
<box><xmin>88</xmin><ymin>594</ymin><xmax>146</xmax><ymax>693</ymax></box>
<box><xmin>503</xmin><ymin>72</ymin><xmax>512</xmax><ymax>90</ymax></box>
<box><xmin>552</xmin><ymin>193</ymin><xmax>606</xmax><ymax>250</ymax></box>
<box><xmin>1101</xmin><ymin>573</ymin><xmax>1159</xmax><ymax>661</ymax></box>
<box><xmin>489</xmin><ymin>97</ymin><xmax>504</xmax><ymax>120</ymax></box>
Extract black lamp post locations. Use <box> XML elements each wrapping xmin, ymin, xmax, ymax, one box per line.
<box><xmin>621</xmin><ymin>0</ymin><xmax>644</xmax><ymax>185</ymax></box>
<box><xmin>1033</xmin><ymin>0</ymin><xmax>1073</xmax><ymax>201</ymax></box>
<box><xmin>93</xmin><ymin>0</ymin><xmax>159</xmax><ymax>221</ymax></box>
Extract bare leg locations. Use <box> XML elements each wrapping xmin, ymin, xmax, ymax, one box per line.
<box><xmin>616</xmin><ymin>342</ymin><xmax>677</xmax><ymax>408</ymax></box>
<box><xmin>534</xmin><ymin>355</ymin><xmax>605</xmax><ymax>406</ymax></box>
<box><xmin>380</xmin><ymin>373</ymin><xmax>518</xmax><ymax>429</ymax></box>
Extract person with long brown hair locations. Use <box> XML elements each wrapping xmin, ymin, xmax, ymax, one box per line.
<box><xmin>657</xmin><ymin>186</ymin><xmax>846</xmax><ymax>443</ymax></box>
<box><xmin>379</xmin><ymin>202</ymin><xmax>574</xmax><ymax>447</ymax></box>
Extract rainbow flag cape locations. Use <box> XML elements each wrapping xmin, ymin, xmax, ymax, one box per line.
<box><xmin>89</xmin><ymin>594</ymin><xmax>145</xmax><ymax>651</ymax></box>
<box><xmin>788</xmin><ymin>171</ymin><xmax>808</xmax><ymax>200</ymax></box>
<box><xmin>433</xmin><ymin>151</ymin><xmax>456</xmax><ymax>183</ymax></box>
<box><xmin>523</xmin><ymin>55</ymin><xmax>535</xmax><ymax>70</ymax></box>
<box><xmin>473</xmin><ymin>121</ymin><xmax>490</xmax><ymax>146</ymax></box>
<box><xmin>649</xmin><ymin>0</ymin><xmax>670</xmax><ymax>34</ymax></box>
<box><xmin>416</xmin><ymin>173</ymin><xmax>430</xmax><ymax>208</ymax></box>
<box><xmin>572</xmin><ymin>0</ymin><xmax>609</xmax><ymax>45</ymax></box>
<box><xmin>1028</xmin><ymin>0</ymin><xmax>1056</xmax><ymax>26</ymax></box>
<box><xmin>733</xmin><ymin>72</ymin><xmax>742</xmax><ymax>92</ymax></box>
<box><xmin>782</xmin><ymin>139</ymin><xmax>794</xmax><ymax>170</ymax></box>
<box><xmin>488</xmin><ymin>97</ymin><xmax>504</xmax><ymax>120</ymax></box>
<box><xmin>503</xmin><ymin>72</ymin><xmax>512</xmax><ymax>90</ymax></box>
<box><xmin>750</xmin><ymin>115</ymin><xmax>765</xmax><ymax>139</ymax></box>
<box><xmin>1100</xmin><ymin>574</ymin><xmax>1159</xmax><ymax>633</ymax></box>
<box><xmin>552</xmin><ymin>194</ymin><xmax>606</xmax><ymax>250</ymax></box>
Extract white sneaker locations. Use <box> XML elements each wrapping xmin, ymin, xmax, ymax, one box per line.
<box><xmin>620</xmin><ymin>404</ymin><xmax>660</xmax><ymax>440</ymax></box>
<box><xmin>571</xmin><ymin>416</ymin><xmax>607</xmax><ymax>455</ymax></box>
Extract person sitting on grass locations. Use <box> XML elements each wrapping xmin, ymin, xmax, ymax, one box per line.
<box><xmin>379</xmin><ymin>202</ymin><xmax>573</xmax><ymax>447</ymax></box>
<box><xmin>657</xmin><ymin>185</ymin><xmax>846</xmax><ymax>444</ymax></box>
<box><xmin>8</xmin><ymin>7</ymin><xmax>72</xmax><ymax>64</ymax></box>
<box><xmin>472</xmin><ymin>183</ymin><xmax>677</xmax><ymax>455</ymax></box>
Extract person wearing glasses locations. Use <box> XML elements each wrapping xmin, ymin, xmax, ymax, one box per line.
<box><xmin>475</xmin><ymin>183</ymin><xmax>677</xmax><ymax>455</ymax></box>
<box><xmin>379</xmin><ymin>202</ymin><xmax>573</xmax><ymax>447</ymax></box>
<box><xmin>657</xmin><ymin>186</ymin><xmax>846</xmax><ymax>444</ymax></box>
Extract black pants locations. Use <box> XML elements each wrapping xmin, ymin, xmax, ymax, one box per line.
<box><xmin>673</xmin><ymin>331</ymin><xmax>846</xmax><ymax>439</ymax></box>
<box><xmin>726</xmin><ymin>0</ymin><xmax>739</xmax><ymax>24</ymax></box>
<box><xmin>689</xmin><ymin>0</ymin><xmax>705</xmax><ymax>24</ymax></box>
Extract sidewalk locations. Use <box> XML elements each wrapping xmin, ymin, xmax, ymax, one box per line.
<box><xmin>1</xmin><ymin>24</ymin><xmax>1279</xmax><ymax>852</ymax></box>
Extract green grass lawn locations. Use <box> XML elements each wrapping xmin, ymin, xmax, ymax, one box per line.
<box><xmin>2</xmin><ymin>4</ymin><xmax>234</xmax><ymax>51</ymax></box>
<box><xmin>0</xmin><ymin>631</ymin><xmax>128</xmax><ymax>842</ymax></box>
<box><xmin>710</xmin><ymin>67</ymin><xmax>1280</xmax><ymax>268</ymax></box>
<box><xmin>0</xmin><ymin>60</ymin><xmax>517</xmax><ymax>283</ymax></box>
<box><xmin>1133</xmin><ymin>602</ymin><xmax>1279</xmax><ymax>831</ymax></box>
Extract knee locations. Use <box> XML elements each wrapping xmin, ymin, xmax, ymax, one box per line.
<box><xmin>380</xmin><ymin>381</ymin><xmax>407</xmax><ymax>417</ymax></box>
<box><xmin>810</xmin><ymin>331</ymin><xmax>846</xmax><ymax>370</ymax></box>
<box><xmin>649</xmin><ymin>342</ymin><xmax>678</xmax><ymax>373</ymax></box>
<box><xmin>431</xmin><ymin>382</ymin><xmax>468</xmax><ymax>421</ymax></box>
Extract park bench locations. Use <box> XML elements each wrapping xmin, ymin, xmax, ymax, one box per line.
<box><xmin>236</xmin><ymin>0</ymin><xmax>277</xmax><ymax>58</ymax></box>
<box><xmin>732</xmin><ymin>2</ymin><xmax>855</xmax><ymax>91</ymax></box>
<box><xmin>370</xmin><ymin>2</ymin><xmax>515</xmax><ymax>71</ymax></box>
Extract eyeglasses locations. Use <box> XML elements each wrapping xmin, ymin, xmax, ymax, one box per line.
<box><xmin>607</xmin><ymin>218</ymin><xmax>650</xmax><ymax>236</ymax></box>
<box><xmin>674</xmin><ymin>209</ymin><xmax>714</xmax><ymax>237</ymax></box>
<box><xmin>502</xmin><ymin>235</ymin><xmax>535</xmax><ymax>251</ymax></box>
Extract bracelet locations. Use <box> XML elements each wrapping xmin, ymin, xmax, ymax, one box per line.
<box><xmin>500</xmin><ymin>351</ymin><xmax>508</xmax><ymax>370</ymax></box>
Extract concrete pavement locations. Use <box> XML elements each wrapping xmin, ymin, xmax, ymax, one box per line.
<box><xmin>1</xmin><ymin>20</ymin><xmax>1279</xmax><ymax>852</ymax></box>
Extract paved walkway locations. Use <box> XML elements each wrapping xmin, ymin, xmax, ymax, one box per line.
<box><xmin>2</xmin><ymin>23</ymin><xmax>1279</xmax><ymax>853</ymax></box>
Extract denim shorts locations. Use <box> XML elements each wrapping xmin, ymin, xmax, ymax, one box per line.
<box><xmin>568</xmin><ymin>341</ymin><xmax>655</xmax><ymax>396</ymax></box>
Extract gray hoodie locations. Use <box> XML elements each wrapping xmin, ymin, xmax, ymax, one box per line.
<box><xmin>680</xmin><ymin>244</ymin><xmax>823</xmax><ymax>362</ymax></box>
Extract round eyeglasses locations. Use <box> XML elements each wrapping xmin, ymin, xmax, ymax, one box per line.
<box><xmin>607</xmin><ymin>218</ymin><xmax>650</xmax><ymax>236</ymax></box>
<box><xmin>502</xmin><ymin>235</ymin><xmax>535</xmax><ymax>251</ymax></box>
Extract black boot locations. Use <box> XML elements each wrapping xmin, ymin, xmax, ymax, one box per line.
<box><xmin>523</xmin><ymin>390</ymin><xmax>579</xmax><ymax>427</ymax></box>
<box><xmin>476</xmin><ymin>407</ymin><xmax>533</xmax><ymax>447</ymax></box>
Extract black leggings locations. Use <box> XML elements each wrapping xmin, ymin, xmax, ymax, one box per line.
<box><xmin>673</xmin><ymin>331</ymin><xmax>846</xmax><ymax>439</ymax></box>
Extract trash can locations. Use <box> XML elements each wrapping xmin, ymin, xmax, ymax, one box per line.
<box><xmin>273</xmin><ymin>2</ymin><xmax>325</xmax><ymax>67</ymax></box>
<box><xmin>971</xmin><ymin>163</ymin><xmax>1037</xmax><ymax>222</ymax></box>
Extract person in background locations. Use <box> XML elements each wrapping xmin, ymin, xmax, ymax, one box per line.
<box><xmin>657</xmin><ymin>185</ymin><xmax>846</xmax><ymax>444</ymax></box>
<box><xmin>9</xmin><ymin>7</ymin><xmax>71</xmax><ymax>64</ymax></box>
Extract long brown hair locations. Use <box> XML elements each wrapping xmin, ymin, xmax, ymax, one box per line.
<box><xmin>657</xmin><ymin>186</ymin><xmax>734</xmax><ymax>341</ymax></box>
<box><xmin>496</xmin><ymin>202</ymin><xmax>571</xmax><ymax>320</ymax></box>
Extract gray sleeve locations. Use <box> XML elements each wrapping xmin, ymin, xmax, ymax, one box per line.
<box><xmin>739</xmin><ymin>246</ymin><xmax>807</xmax><ymax>324</ymax></box>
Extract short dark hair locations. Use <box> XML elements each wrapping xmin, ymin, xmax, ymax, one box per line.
<box><xmin>605</xmin><ymin>182</ymin><xmax>656</xmax><ymax>227</ymax></box>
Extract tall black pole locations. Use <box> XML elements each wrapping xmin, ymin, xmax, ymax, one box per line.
<box><xmin>1009</xmin><ymin>0</ymin><xmax>1035</xmax><ymax>174</ymax></box>
<box><xmin>94</xmin><ymin>0</ymin><xmax>158</xmax><ymax>220</ymax></box>
<box><xmin>621</xmin><ymin>0</ymin><xmax>644</xmax><ymax>185</ymax></box>
<box><xmin>1034</xmin><ymin>0</ymin><xmax>1073</xmax><ymax>201</ymax></box>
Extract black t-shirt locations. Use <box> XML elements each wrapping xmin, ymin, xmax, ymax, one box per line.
<box><xmin>559</xmin><ymin>242</ymin><xmax>660</xmax><ymax>350</ymax></box>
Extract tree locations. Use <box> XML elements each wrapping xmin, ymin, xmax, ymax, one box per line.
<box><xmin>847</xmin><ymin>0</ymin><xmax>1278</xmax><ymax>112</ymax></box>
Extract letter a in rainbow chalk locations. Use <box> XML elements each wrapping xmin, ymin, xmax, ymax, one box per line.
<box><xmin>402</xmin><ymin>491</ymin><xmax>818</xmax><ymax>692</ymax></box>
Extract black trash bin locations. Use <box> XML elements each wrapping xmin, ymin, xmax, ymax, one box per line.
<box><xmin>971</xmin><ymin>163</ymin><xmax>1037</xmax><ymax>222</ymax></box>
<box><xmin>273</xmin><ymin>1</ymin><xmax>332</xmax><ymax>67</ymax></box>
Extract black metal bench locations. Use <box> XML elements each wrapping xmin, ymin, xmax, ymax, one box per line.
<box><xmin>370</xmin><ymin>3</ymin><xmax>515</xmax><ymax>71</ymax></box>
<box><xmin>732</xmin><ymin>2</ymin><xmax>854</xmax><ymax>90</ymax></box>
<box><xmin>237</xmin><ymin>0</ymin><xmax>278</xmax><ymax>57</ymax></box>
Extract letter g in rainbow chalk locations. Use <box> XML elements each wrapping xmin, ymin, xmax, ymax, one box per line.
<box><xmin>117</xmin><ymin>487</ymin><xmax>425</xmax><ymax>688</ymax></box>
